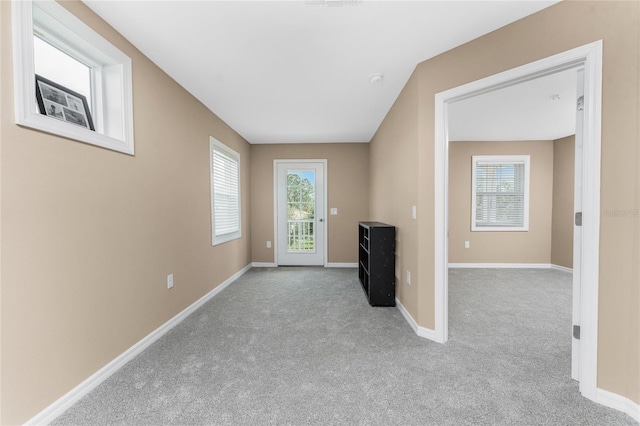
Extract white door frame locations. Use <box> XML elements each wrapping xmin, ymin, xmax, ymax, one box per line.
<box><xmin>273</xmin><ymin>159</ymin><xmax>328</xmax><ymax>267</ymax></box>
<box><xmin>572</xmin><ymin>68</ymin><xmax>585</xmax><ymax>382</ymax></box>
<box><xmin>434</xmin><ymin>41</ymin><xmax>602</xmax><ymax>402</ymax></box>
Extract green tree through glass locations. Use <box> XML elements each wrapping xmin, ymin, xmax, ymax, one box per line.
<box><xmin>287</xmin><ymin>172</ymin><xmax>315</xmax><ymax>251</ymax></box>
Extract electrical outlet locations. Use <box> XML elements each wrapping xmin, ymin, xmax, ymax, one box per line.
<box><xmin>266</xmin><ymin>241</ymin><xmax>272</xmax><ymax>248</ymax></box>
<box><xmin>464</xmin><ymin>241</ymin><xmax>470</xmax><ymax>249</ymax></box>
<box><xmin>167</xmin><ymin>274</ymin><xmax>174</xmax><ymax>289</ymax></box>
<box><xmin>330</xmin><ymin>208</ymin><xmax>338</xmax><ymax>215</ymax></box>
<box><xmin>406</xmin><ymin>271</ymin><xmax>411</xmax><ymax>285</ymax></box>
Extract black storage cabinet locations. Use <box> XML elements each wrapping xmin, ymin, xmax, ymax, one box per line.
<box><xmin>358</xmin><ymin>222</ymin><xmax>396</xmax><ymax>306</ymax></box>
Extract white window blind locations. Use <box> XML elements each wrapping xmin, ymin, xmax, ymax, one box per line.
<box><xmin>472</xmin><ymin>155</ymin><xmax>530</xmax><ymax>231</ymax></box>
<box><xmin>210</xmin><ymin>138</ymin><xmax>241</xmax><ymax>245</ymax></box>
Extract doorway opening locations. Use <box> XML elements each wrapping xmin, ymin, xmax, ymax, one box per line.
<box><xmin>434</xmin><ymin>41</ymin><xmax>602</xmax><ymax>402</ymax></box>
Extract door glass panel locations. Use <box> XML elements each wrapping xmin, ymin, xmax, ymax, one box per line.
<box><xmin>287</xmin><ymin>170</ymin><xmax>315</xmax><ymax>252</ymax></box>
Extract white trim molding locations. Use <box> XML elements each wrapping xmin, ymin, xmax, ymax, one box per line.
<box><xmin>551</xmin><ymin>264</ymin><xmax>573</xmax><ymax>273</ymax></box>
<box><xmin>597</xmin><ymin>388</ymin><xmax>640</xmax><ymax>423</ymax></box>
<box><xmin>251</xmin><ymin>263</ymin><xmax>358</xmax><ymax>268</ymax></box>
<box><xmin>395</xmin><ymin>298</ymin><xmax>438</xmax><ymax>342</ymax></box>
<box><xmin>449</xmin><ymin>263</ymin><xmax>573</xmax><ymax>273</ymax></box>
<box><xmin>434</xmin><ymin>41</ymin><xmax>602</xmax><ymax>403</ymax></box>
<box><xmin>449</xmin><ymin>263</ymin><xmax>553</xmax><ymax>269</ymax></box>
<box><xmin>326</xmin><ymin>262</ymin><xmax>358</xmax><ymax>268</ymax></box>
<box><xmin>252</xmin><ymin>262</ymin><xmax>277</xmax><ymax>268</ymax></box>
<box><xmin>25</xmin><ymin>263</ymin><xmax>252</xmax><ymax>426</ymax></box>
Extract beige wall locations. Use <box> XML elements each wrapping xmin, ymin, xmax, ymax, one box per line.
<box><xmin>369</xmin><ymin>73</ymin><xmax>420</xmax><ymax>316</ymax></box>
<box><xmin>0</xmin><ymin>2</ymin><xmax>252</xmax><ymax>424</ymax></box>
<box><xmin>448</xmin><ymin>141</ymin><xmax>553</xmax><ymax>264</ymax></box>
<box><xmin>370</xmin><ymin>0</ymin><xmax>639</xmax><ymax>406</ymax></box>
<box><xmin>551</xmin><ymin>136</ymin><xmax>575</xmax><ymax>269</ymax></box>
<box><xmin>251</xmin><ymin>143</ymin><xmax>368</xmax><ymax>264</ymax></box>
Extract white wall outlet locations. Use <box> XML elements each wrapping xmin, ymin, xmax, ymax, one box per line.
<box><xmin>167</xmin><ymin>274</ymin><xmax>174</xmax><ymax>289</ymax></box>
<box><xmin>464</xmin><ymin>241</ymin><xmax>470</xmax><ymax>249</ymax></box>
<box><xmin>406</xmin><ymin>270</ymin><xmax>411</xmax><ymax>285</ymax></box>
<box><xmin>412</xmin><ymin>205</ymin><xmax>417</xmax><ymax>220</ymax></box>
<box><xmin>266</xmin><ymin>241</ymin><xmax>272</xmax><ymax>248</ymax></box>
<box><xmin>330</xmin><ymin>208</ymin><xmax>338</xmax><ymax>215</ymax></box>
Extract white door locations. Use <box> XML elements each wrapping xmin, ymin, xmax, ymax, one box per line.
<box><xmin>571</xmin><ymin>69</ymin><xmax>584</xmax><ymax>381</ymax></box>
<box><xmin>276</xmin><ymin>161</ymin><xmax>325</xmax><ymax>266</ymax></box>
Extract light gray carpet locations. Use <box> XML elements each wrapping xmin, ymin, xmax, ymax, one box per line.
<box><xmin>52</xmin><ymin>267</ymin><xmax>635</xmax><ymax>425</ymax></box>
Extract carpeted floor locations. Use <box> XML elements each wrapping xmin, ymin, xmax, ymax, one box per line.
<box><xmin>52</xmin><ymin>267</ymin><xmax>636</xmax><ymax>425</ymax></box>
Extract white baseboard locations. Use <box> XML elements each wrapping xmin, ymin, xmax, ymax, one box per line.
<box><xmin>326</xmin><ymin>262</ymin><xmax>358</xmax><ymax>268</ymax></box>
<box><xmin>25</xmin><ymin>263</ymin><xmax>252</xmax><ymax>426</ymax></box>
<box><xmin>448</xmin><ymin>263</ymin><xmax>553</xmax><ymax>269</ymax></box>
<box><xmin>551</xmin><ymin>264</ymin><xmax>573</xmax><ymax>273</ymax></box>
<box><xmin>597</xmin><ymin>387</ymin><xmax>640</xmax><ymax>423</ymax></box>
<box><xmin>447</xmin><ymin>263</ymin><xmax>574</xmax><ymax>273</ymax></box>
<box><xmin>395</xmin><ymin>298</ymin><xmax>437</xmax><ymax>342</ymax></box>
<box><xmin>251</xmin><ymin>262</ymin><xmax>357</xmax><ymax>268</ymax></box>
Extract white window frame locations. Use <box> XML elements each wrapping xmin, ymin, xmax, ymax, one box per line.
<box><xmin>210</xmin><ymin>137</ymin><xmax>242</xmax><ymax>246</ymax></box>
<box><xmin>471</xmin><ymin>155</ymin><xmax>530</xmax><ymax>232</ymax></box>
<box><xmin>12</xmin><ymin>0</ymin><xmax>134</xmax><ymax>155</ymax></box>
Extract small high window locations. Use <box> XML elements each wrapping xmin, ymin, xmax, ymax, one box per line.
<box><xmin>210</xmin><ymin>137</ymin><xmax>242</xmax><ymax>245</ymax></box>
<box><xmin>13</xmin><ymin>1</ymin><xmax>134</xmax><ymax>154</ymax></box>
<box><xmin>472</xmin><ymin>155</ymin><xmax>530</xmax><ymax>231</ymax></box>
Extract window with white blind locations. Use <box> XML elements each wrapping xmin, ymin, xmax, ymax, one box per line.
<box><xmin>210</xmin><ymin>137</ymin><xmax>241</xmax><ymax>245</ymax></box>
<box><xmin>471</xmin><ymin>155</ymin><xmax>530</xmax><ymax>231</ymax></box>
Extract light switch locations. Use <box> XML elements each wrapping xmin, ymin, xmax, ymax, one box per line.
<box><xmin>412</xmin><ymin>206</ymin><xmax>417</xmax><ymax>220</ymax></box>
<box><xmin>167</xmin><ymin>274</ymin><xmax>174</xmax><ymax>289</ymax></box>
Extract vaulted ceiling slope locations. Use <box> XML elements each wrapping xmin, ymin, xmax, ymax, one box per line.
<box><xmin>83</xmin><ymin>1</ymin><xmax>560</xmax><ymax>144</ymax></box>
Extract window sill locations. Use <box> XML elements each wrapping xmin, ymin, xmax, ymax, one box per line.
<box><xmin>212</xmin><ymin>232</ymin><xmax>242</xmax><ymax>246</ymax></box>
<box><xmin>472</xmin><ymin>227</ymin><xmax>529</xmax><ymax>232</ymax></box>
<box><xmin>17</xmin><ymin>113</ymin><xmax>134</xmax><ymax>155</ymax></box>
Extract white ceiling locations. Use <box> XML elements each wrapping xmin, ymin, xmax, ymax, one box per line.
<box><xmin>448</xmin><ymin>67</ymin><xmax>578</xmax><ymax>142</ymax></box>
<box><xmin>83</xmin><ymin>0</ymin><xmax>561</xmax><ymax>144</ymax></box>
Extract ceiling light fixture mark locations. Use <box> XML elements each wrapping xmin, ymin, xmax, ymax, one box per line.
<box><xmin>370</xmin><ymin>74</ymin><xmax>384</xmax><ymax>84</ymax></box>
<box><xmin>306</xmin><ymin>0</ymin><xmax>362</xmax><ymax>7</ymax></box>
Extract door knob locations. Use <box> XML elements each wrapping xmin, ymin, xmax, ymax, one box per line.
<box><xmin>319</xmin><ymin>218</ymin><xmax>324</xmax><ymax>222</ymax></box>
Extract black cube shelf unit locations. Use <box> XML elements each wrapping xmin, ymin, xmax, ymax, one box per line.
<box><xmin>358</xmin><ymin>222</ymin><xmax>396</xmax><ymax>307</ymax></box>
